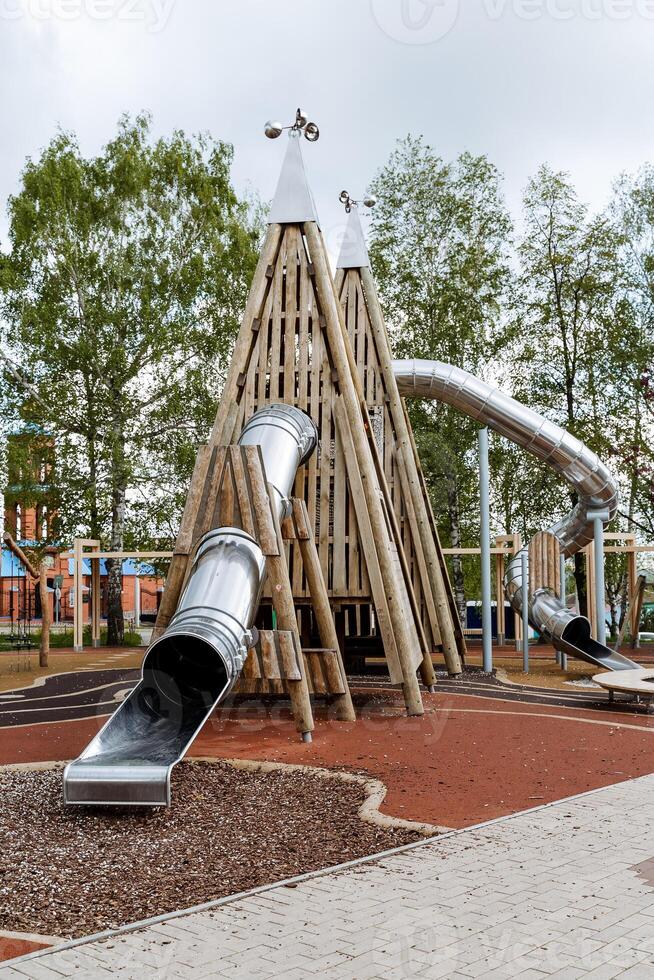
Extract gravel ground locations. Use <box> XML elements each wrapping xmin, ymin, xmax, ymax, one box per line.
<box><xmin>0</xmin><ymin>762</ymin><xmax>420</xmax><ymax>940</ymax></box>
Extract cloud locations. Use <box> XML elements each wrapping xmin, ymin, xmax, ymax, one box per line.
<box><xmin>1</xmin><ymin>0</ymin><xmax>653</xmax><ymax>252</ymax></box>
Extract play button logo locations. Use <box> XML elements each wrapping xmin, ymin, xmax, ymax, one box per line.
<box><xmin>370</xmin><ymin>0</ymin><xmax>460</xmax><ymax>44</ymax></box>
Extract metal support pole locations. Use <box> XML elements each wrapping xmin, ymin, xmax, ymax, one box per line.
<box><xmin>479</xmin><ymin>428</ymin><xmax>492</xmax><ymax>673</ymax></box>
<box><xmin>521</xmin><ymin>550</ymin><xmax>529</xmax><ymax>673</ymax></box>
<box><xmin>589</xmin><ymin>509</ymin><xmax>610</xmax><ymax>648</ymax></box>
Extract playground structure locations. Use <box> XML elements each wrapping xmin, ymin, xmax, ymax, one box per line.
<box><xmin>65</xmin><ymin>404</ymin><xmax>354</xmax><ymax>804</ymax></box>
<box><xmin>392</xmin><ymin>360</ymin><xmax>640</xmax><ymax>672</ymax></box>
<box><xmin>64</xmin><ymin>111</ymin><xmax>650</xmax><ymax>806</ymax></box>
<box><xmin>444</xmin><ymin>534</ymin><xmax>652</xmax><ymax>662</ymax></box>
<box><xmin>65</xmin><ymin>540</ymin><xmax>171</xmax><ymax>650</ymax></box>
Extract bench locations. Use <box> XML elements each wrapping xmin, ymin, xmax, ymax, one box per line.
<box><xmin>593</xmin><ymin>669</ymin><xmax>654</xmax><ymax>712</ymax></box>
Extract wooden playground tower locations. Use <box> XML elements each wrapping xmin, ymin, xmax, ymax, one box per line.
<box><xmin>153</xmin><ymin>118</ymin><xmax>464</xmax><ymax>723</ymax></box>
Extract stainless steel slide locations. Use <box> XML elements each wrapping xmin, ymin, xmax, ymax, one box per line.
<box><xmin>392</xmin><ymin>359</ymin><xmax>639</xmax><ymax>672</ymax></box>
<box><xmin>64</xmin><ymin>404</ymin><xmax>318</xmax><ymax>806</ymax></box>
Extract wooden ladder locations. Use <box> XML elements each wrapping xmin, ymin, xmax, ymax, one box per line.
<box><xmin>167</xmin><ymin>444</ymin><xmax>355</xmax><ymax>740</ymax></box>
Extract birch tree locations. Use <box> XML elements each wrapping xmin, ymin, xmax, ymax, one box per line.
<box><xmin>0</xmin><ymin>114</ymin><xmax>259</xmax><ymax>643</ymax></box>
<box><xmin>368</xmin><ymin>135</ymin><xmax>512</xmax><ymax>619</ymax></box>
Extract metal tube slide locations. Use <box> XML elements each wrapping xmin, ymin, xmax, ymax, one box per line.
<box><xmin>64</xmin><ymin>405</ymin><xmax>318</xmax><ymax>806</ymax></box>
<box><xmin>392</xmin><ymin>358</ymin><xmax>639</xmax><ymax>672</ymax></box>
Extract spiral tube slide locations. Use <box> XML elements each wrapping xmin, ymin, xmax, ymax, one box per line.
<box><xmin>392</xmin><ymin>359</ymin><xmax>639</xmax><ymax>672</ymax></box>
<box><xmin>64</xmin><ymin>405</ymin><xmax>318</xmax><ymax>806</ymax></box>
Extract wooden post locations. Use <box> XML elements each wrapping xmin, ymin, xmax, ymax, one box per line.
<box><xmin>91</xmin><ymin>545</ymin><xmax>101</xmax><ymax>648</ymax></box>
<box><xmin>528</xmin><ymin>531</ymin><xmax>561</xmax><ymax>595</ymax></box>
<box><xmin>404</xmin><ymin>404</ymin><xmax>468</xmax><ymax>665</ymax></box>
<box><xmin>154</xmin><ymin>228</ymin><xmax>284</xmax><ymax>638</ymax></box>
<box><xmin>333</xmin><ymin>396</ymin><xmax>403</xmax><ymax>685</ymax></box>
<box><xmin>291</xmin><ymin>498</ymin><xmax>356</xmax><ymax>721</ymax></box>
<box><xmin>305</xmin><ymin>222</ymin><xmax>423</xmax><ymax>716</ymax></box>
<box><xmin>395</xmin><ymin>457</ymin><xmax>442</xmax><ymax>648</ymax></box>
<box><xmin>266</xmin><ymin>491</ymin><xmax>314</xmax><ymax>740</ymax></box>
<box><xmin>495</xmin><ymin>541</ymin><xmax>505</xmax><ymax>647</ymax></box>
<box><xmin>210</xmin><ymin>224</ymin><xmax>284</xmax><ymax>447</ymax></box>
<box><xmin>630</xmin><ymin>574</ymin><xmax>646</xmax><ymax>650</ymax></box>
<box><xmin>358</xmin><ymin>265</ymin><xmax>463</xmax><ymax>677</ymax></box>
<box><xmin>39</xmin><ymin>564</ymin><xmax>50</xmax><ymax>668</ymax></box>
<box><xmin>626</xmin><ymin>535</ymin><xmax>640</xmax><ymax>646</ymax></box>
<box><xmin>615</xmin><ymin>573</ymin><xmax>644</xmax><ymax>651</ymax></box>
<box><xmin>360</xmin><ymin>403</ymin><xmax>437</xmax><ymax>689</ymax></box>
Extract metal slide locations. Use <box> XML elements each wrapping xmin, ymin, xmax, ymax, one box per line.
<box><xmin>64</xmin><ymin>405</ymin><xmax>318</xmax><ymax>806</ymax></box>
<box><xmin>392</xmin><ymin>359</ymin><xmax>639</xmax><ymax>672</ymax></box>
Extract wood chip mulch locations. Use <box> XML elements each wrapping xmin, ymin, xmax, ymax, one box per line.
<box><xmin>0</xmin><ymin>762</ymin><xmax>421</xmax><ymax>939</ymax></box>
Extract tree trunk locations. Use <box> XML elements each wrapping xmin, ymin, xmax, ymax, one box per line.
<box><xmin>608</xmin><ymin>596</ymin><xmax>619</xmax><ymax>641</ymax></box>
<box><xmin>446</xmin><ymin>476</ymin><xmax>467</xmax><ymax>626</ymax></box>
<box><xmin>573</xmin><ymin>551</ymin><xmax>587</xmax><ymax>618</ymax></box>
<box><xmin>106</xmin><ymin>485</ymin><xmax>126</xmax><ymax>645</ymax></box>
<box><xmin>106</xmin><ymin>409</ymin><xmax>128</xmax><ymax>646</ymax></box>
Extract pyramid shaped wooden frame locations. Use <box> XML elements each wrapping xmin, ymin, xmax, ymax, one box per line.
<box><xmin>334</xmin><ymin>256</ymin><xmax>467</xmax><ymax>675</ymax></box>
<box><xmin>155</xmin><ymin>142</ymin><xmax>464</xmax><ymax>716</ymax></box>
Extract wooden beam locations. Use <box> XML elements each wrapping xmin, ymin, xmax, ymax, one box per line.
<box><xmin>2</xmin><ymin>532</ymin><xmax>38</xmax><ymax>579</ymax></box>
<box><xmin>441</xmin><ymin>547</ymin><xmax>514</xmax><ymax>555</ymax></box>
<box><xmin>291</xmin><ymin>498</ymin><xmax>355</xmax><ymax>721</ymax></box>
<box><xmin>358</xmin><ymin>264</ymin><xmax>462</xmax><ymax>677</ymax></box>
<box><xmin>266</xmin><ymin>484</ymin><xmax>314</xmax><ymax>738</ymax></box>
<box><xmin>91</xmin><ymin>544</ymin><xmax>101</xmax><ymax>648</ymax></box>
<box><xmin>64</xmin><ymin>551</ymin><xmax>174</xmax><ymax>560</ymax></box>
<box><xmin>306</xmin><ymin>222</ymin><xmax>423</xmax><ymax>716</ymax></box>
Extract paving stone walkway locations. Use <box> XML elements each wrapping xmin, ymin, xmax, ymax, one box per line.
<box><xmin>4</xmin><ymin>775</ymin><xmax>654</xmax><ymax>979</ymax></box>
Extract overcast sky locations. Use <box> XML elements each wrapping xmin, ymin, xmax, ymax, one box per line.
<box><xmin>1</xmin><ymin>0</ymin><xmax>654</xmax><ymax>253</ymax></box>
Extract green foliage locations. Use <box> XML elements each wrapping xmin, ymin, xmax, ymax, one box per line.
<box><xmin>609</xmin><ymin>166</ymin><xmax>654</xmax><ymax>538</ymax></box>
<box><xmin>368</xmin><ymin>136</ymin><xmax>513</xmax><ymax>613</ymax></box>
<box><xmin>0</xmin><ymin>113</ymin><xmax>260</xmax><ymax>640</ymax></box>
<box><xmin>369</xmin><ymin>136</ymin><xmax>512</xmax><ymax>369</ymax></box>
<box><xmin>369</xmin><ymin>141</ymin><xmax>654</xmax><ymax>613</ymax></box>
<box><xmin>511</xmin><ymin>166</ymin><xmax>625</xmax><ymax>448</ymax></box>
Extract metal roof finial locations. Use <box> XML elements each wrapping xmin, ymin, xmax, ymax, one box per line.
<box><xmin>266</xmin><ymin>108</ymin><xmax>320</xmax><ymax>225</ymax></box>
<box><xmin>264</xmin><ymin>107</ymin><xmax>320</xmax><ymax>143</ymax></box>
<box><xmin>336</xmin><ymin>192</ymin><xmax>375</xmax><ymax>269</ymax></box>
<box><xmin>338</xmin><ymin>190</ymin><xmax>377</xmax><ymax>214</ymax></box>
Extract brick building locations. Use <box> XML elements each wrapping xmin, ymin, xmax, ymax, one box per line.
<box><xmin>1</xmin><ymin>430</ymin><xmax>164</xmax><ymax>631</ymax></box>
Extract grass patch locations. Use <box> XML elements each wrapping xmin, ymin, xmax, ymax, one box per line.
<box><xmin>0</xmin><ymin>627</ymin><xmax>143</xmax><ymax>652</ymax></box>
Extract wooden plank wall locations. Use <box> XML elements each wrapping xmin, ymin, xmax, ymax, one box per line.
<box><xmin>226</xmin><ymin>225</ymin><xmax>375</xmax><ymax>605</ymax></box>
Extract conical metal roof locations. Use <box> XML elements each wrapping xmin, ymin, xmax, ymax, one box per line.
<box><xmin>268</xmin><ymin>130</ymin><xmax>320</xmax><ymax>225</ymax></box>
<box><xmin>336</xmin><ymin>206</ymin><xmax>370</xmax><ymax>269</ymax></box>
